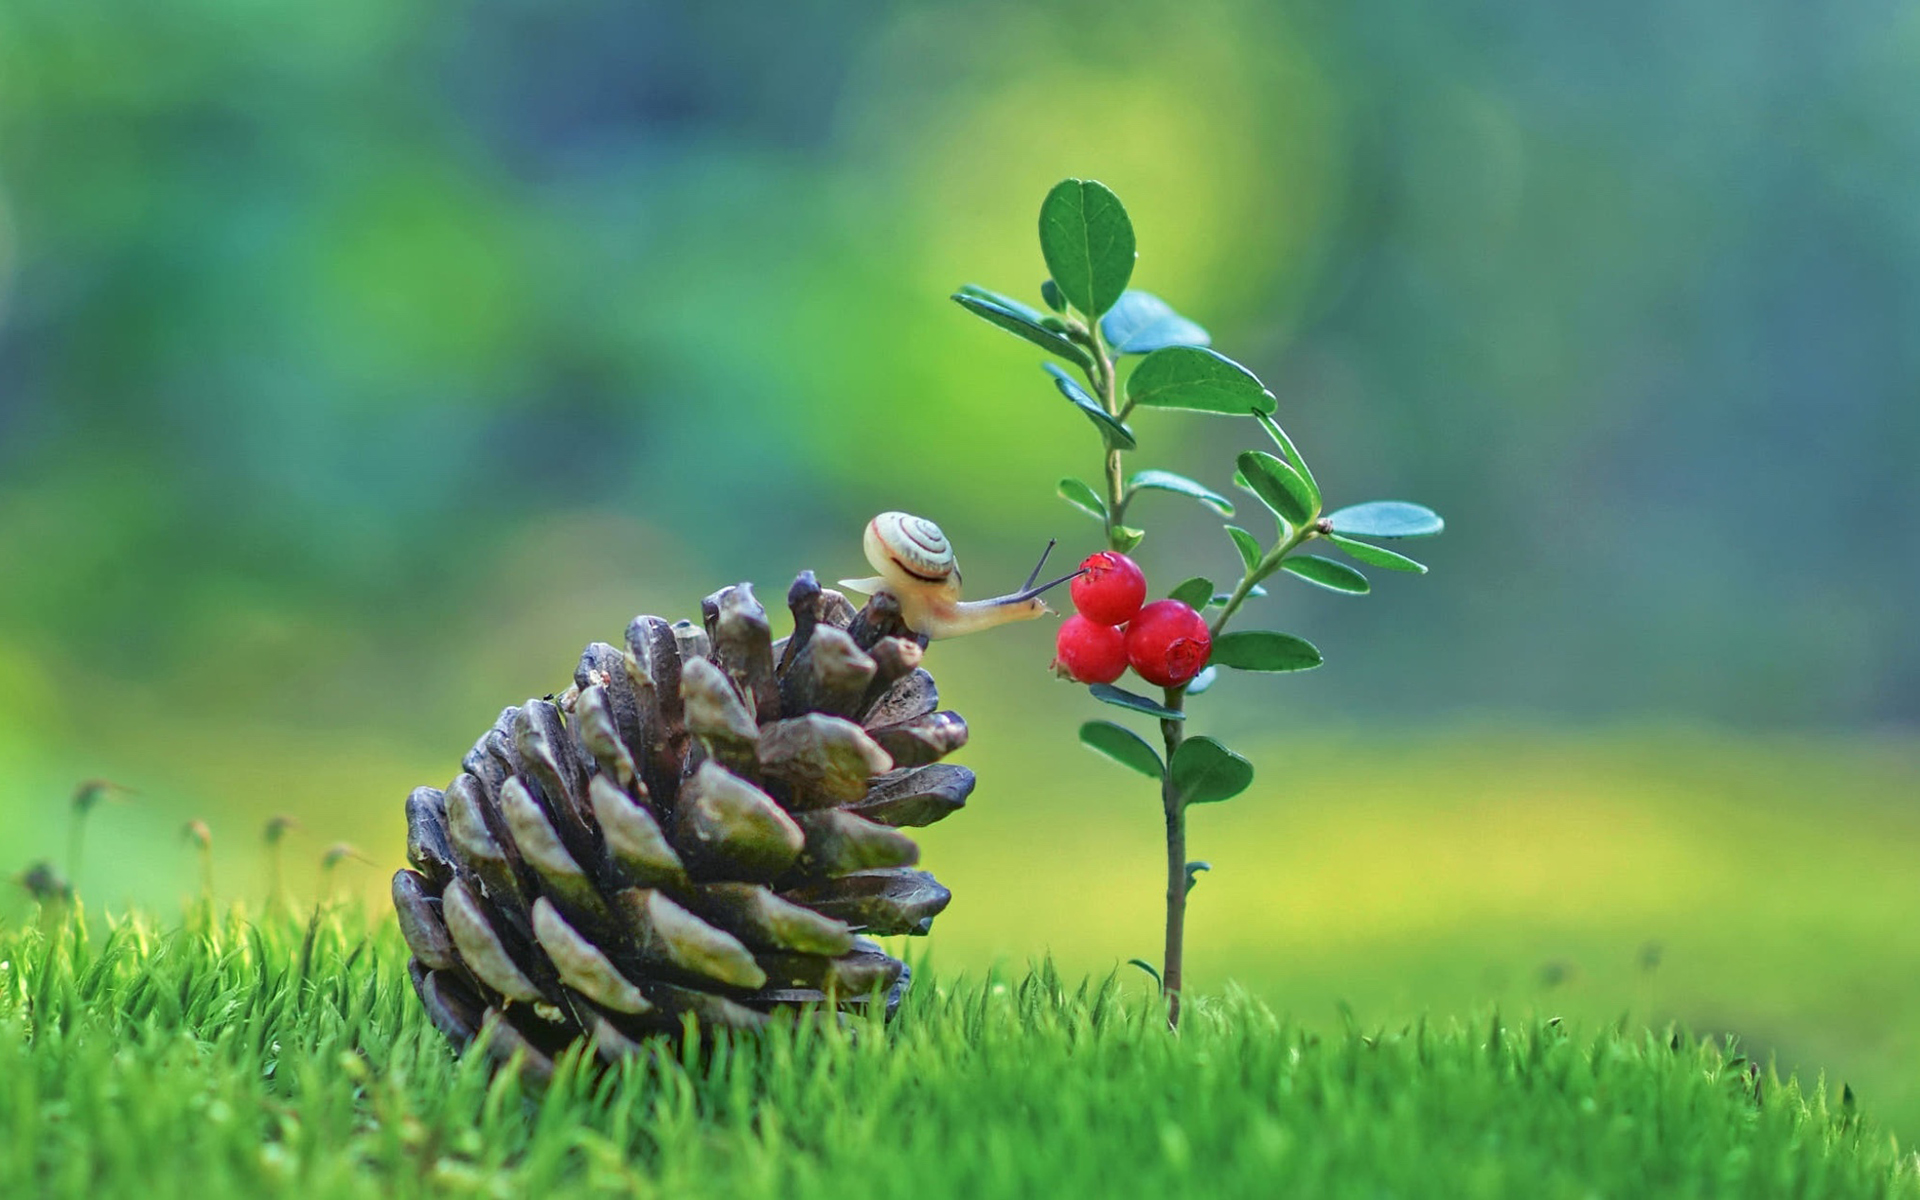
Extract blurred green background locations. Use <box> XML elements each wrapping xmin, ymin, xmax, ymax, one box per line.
<box><xmin>4</xmin><ymin>0</ymin><xmax>1919</xmax><ymax>1133</ymax></box>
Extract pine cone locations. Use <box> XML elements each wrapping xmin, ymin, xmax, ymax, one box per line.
<box><xmin>393</xmin><ymin>573</ymin><xmax>973</xmax><ymax>1078</ymax></box>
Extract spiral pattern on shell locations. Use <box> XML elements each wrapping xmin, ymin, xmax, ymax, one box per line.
<box><xmin>871</xmin><ymin>512</ymin><xmax>954</xmax><ymax>581</ymax></box>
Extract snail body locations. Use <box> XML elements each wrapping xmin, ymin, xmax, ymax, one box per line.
<box><xmin>840</xmin><ymin>512</ymin><xmax>1056</xmax><ymax>640</ymax></box>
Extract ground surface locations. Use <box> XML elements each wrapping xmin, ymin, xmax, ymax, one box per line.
<box><xmin>13</xmin><ymin>714</ymin><xmax>1920</xmax><ymax>1140</ymax></box>
<box><xmin>1</xmin><ymin>906</ymin><xmax>1913</xmax><ymax>1199</ymax></box>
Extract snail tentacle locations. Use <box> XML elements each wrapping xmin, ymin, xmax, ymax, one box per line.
<box><xmin>1022</xmin><ymin>538</ymin><xmax>1058</xmax><ymax>593</ymax></box>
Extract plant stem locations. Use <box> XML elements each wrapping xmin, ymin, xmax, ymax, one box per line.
<box><xmin>1158</xmin><ymin>685</ymin><xmax>1188</xmax><ymax>1028</ymax></box>
<box><xmin>1149</xmin><ymin>523</ymin><xmax>1320</xmax><ymax>1027</ymax></box>
<box><xmin>1210</xmin><ymin>521</ymin><xmax>1319</xmax><ymax>638</ymax></box>
<box><xmin>1083</xmin><ymin>325</ymin><xmax>1129</xmax><ymax>551</ymax></box>
<box><xmin>1082</xmin><ymin>321</ymin><xmax>1190</xmax><ymax>1019</ymax></box>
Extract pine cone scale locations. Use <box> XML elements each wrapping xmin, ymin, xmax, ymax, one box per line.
<box><xmin>707</xmin><ymin>584</ymin><xmax>783</xmax><ymax>724</ymax></box>
<box><xmin>533</xmin><ymin>897</ymin><xmax>652</xmax><ymax>1015</ymax></box>
<box><xmin>753</xmin><ymin>939</ymin><xmax>904</xmax><ymax>993</ymax></box>
<box><xmin>500</xmin><ymin>779</ymin><xmax>604</xmax><ymax>919</ymax></box>
<box><xmin>845</xmin><ymin>763</ymin><xmax>975</xmax><ymax>827</ymax></box>
<box><xmin>442</xmin><ymin>775</ymin><xmax>529</xmax><ymax>918</ymax></box>
<box><xmin>861</xmin><ymin>661</ymin><xmax>937</xmax><ymax>729</ymax></box>
<box><xmin>756</xmin><ymin>715</ymin><xmax>893</xmax><ymax>806</ymax></box>
<box><xmin>869</xmin><ymin>712</ymin><xmax>969</xmax><ymax>770</ymax></box>
<box><xmin>393</xmin><ymin>868</ymin><xmax>458</xmax><ymax>971</ymax></box>
<box><xmin>441</xmin><ymin>878</ymin><xmax>543</xmax><ymax>1004</ymax></box>
<box><xmin>695</xmin><ymin>881</ymin><xmax>856</xmax><ymax>957</ymax></box>
<box><xmin>777</xmin><ymin>868</ymin><xmax>953</xmax><ymax>936</ymax></box>
<box><xmin>790</xmin><ymin>809</ymin><xmax>921</xmax><ymax>877</ymax></box>
<box><xmin>404</xmin><ymin>787</ymin><xmax>456</xmax><ymax>889</ymax></box>
<box><xmin>673</xmin><ymin>761</ymin><xmax>804</xmax><ymax>881</ymax></box>
<box><xmin>588</xmin><ymin>776</ymin><xmax>689</xmax><ymax>890</ymax></box>
<box><xmin>615</xmin><ymin>886</ymin><xmax>765</xmax><ymax>990</ymax></box>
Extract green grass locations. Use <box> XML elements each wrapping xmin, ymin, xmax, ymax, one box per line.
<box><xmin>2</xmin><ymin>904</ymin><xmax>1915</xmax><ymax>1199</ymax></box>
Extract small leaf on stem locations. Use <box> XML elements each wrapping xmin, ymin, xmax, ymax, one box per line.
<box><xmin>1126</xmin><ymin>346</ymin><xmax>1276</xmax><ymax>415</ymax></box>
<box><xmin>1184</xmin><ymin>861</ymin><xmax>1211</xmax><ymax>894</ymax></box>
<box><xmin>952</xmin><ymin>287</ymin><xmax>1093</xmax><ymax>370</ymax></box>
<box><xmin>1088</xmin><ymin>683</ymin><xmax>1185</xmax><ymax>720</ymax></box>
<box><xmin>1253</xmin><ymin>411</ymin><xmax>1320</xmax><ymax>504</ymax></box>
<box><xmin>1100</xmin><ymin>290</ymin><xmax>1210</xmax><ymax>354</ymax></box>
<box><xmin>1168</xmin><ymin>577</ymin><xmax>1214</xmax><ymax>609</ymax></box>
<box><xmin>1208</xmin><ymin>585</ymin><xmax>1265</xmax><ymax>605</ymax></box>
<box><xmin>1171</xmin><ymin>738</ymin><xmax>1254</xmax><ymax>806</ymax></box>
<box><xmin>1212</xmin><ymin>631</ymin><xmax>1323</xmax><ymax>672</ymax></box>
<box><xmin>1282</xmin><ymin>555</ymin><xmax>1370</xmax><ymax>594</ymax></box>
<box><xmin>1078</xmin><ymin>721</ymin><xmax>1165</xmax><ymax>780</ymax></box>
<box><xmin>1057</xmin><ymin>478</ymin><xmax>1107</xmax><ymax>521</ymax></box>
<box><xmin>1112</xmin><ymin>526</ymin><xmax>1146</xmax><ymax>553</ymax></box>
<box><xmin>1038</xmin><ymin>179</ymin><xmax>1135</xmax><ymax>318</ymax></box>
<box><xmin>1223</xmin><ymin>525</ymin><xmax>1263</xmax><ymax>572</ymax></box>
<box><xmin>1327</xmin><ymin>534</ymin><xmax>1429</xmax><ymax>574</ymax></box>
<box><xmin>1043</xmin><ymin>363</ymin><xmax>1136</xmax><ymax>451</ymax></box>
<box><xmin>1040</xmin><ymin>279</ymin><xmax>1067</xmax><ymax>313</ymax></box>
<box><xmin>1128</xmin><ymin>469</ymin><xmax>1234</xmax><ymax>517</ymax></box>
<box><xmin>1325</xmin><ymin>501</ymin><xmax>1445</xmax><ymax>539</ymax></box>
<box><xmin>1236</xmin><ymin>450</ymin><xmax>1316</xmax><ymax>527</ymax></box>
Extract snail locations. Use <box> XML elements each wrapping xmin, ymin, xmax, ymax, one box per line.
<box><xmin>839</xmin><ymin>512</ymin><xmax>1080</xmax><ymax>640</ymax></box>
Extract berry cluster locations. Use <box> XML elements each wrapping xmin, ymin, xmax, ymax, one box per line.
<box><xmin>1052</xmin><ymin>552</ymin><xmax>1212</xmax><ymax>688</ymax></box>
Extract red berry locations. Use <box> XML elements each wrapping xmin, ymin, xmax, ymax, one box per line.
<box><xmin>1070</xmin><ymin>551</ymin><xmax>1147</xmax><ymax>625</ymax></box>
<box><xmin>1052</xmin><ymin>614</ymin><xmax>1129</xmax><ymax>684</ymax></box>
<box><xmin>1124</xmin><ymin>600</ymin><xmax>1212</xmax><ymax>688</ymax></box>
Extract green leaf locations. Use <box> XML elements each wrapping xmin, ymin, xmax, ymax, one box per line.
<box><xmin>1125</xmin><ymin>346</ymin><xmax>1276</xmax><ymax>416</ymax></box>
<box><xmin>1184</xmin><ymin>665</ymin><xmax>1218</xmax><ymax>696</ymax></box>
<box><xmin>952</xmin><ymin>288</ymin><xmax>1093</xmax><ymax>370</ymax></box>
<box><xmin>1040</xmin><ymin>279</ymin><xmax>1067</xmax><ymax>313</ymax></box>
<box><xmin>1223</xmin><ymin>525</ymin><xmax>1263</xmax><ymax>572</ymax></box>
<box><xmin>1043</xmin><ymin>363</ymin><xmax>1136</xmax><ymax>451</ymax></box>
<box><xmin>1253</xmin><ymin>411</ymin><xmax>1319</xmax><ymax>505</ymax></box>
<box><xmin>1211</xmin><ymin>631</ymin><xmax>1323</xmax><ymax>672</ymax></box>
<box><xmin>1168</xmin><ymin>577</ymin><xmax>1214</xmax><ymax>609</ymax></box>
<box><xmin>1112</xmin><ymin>526</ymin><xmax>1145</xmax><ymax>553</ymax></box>
<box><xmin>1100</xmin><ymin>290</ymin><xmax>1210</xmax><ymax>354</ymax></box>
<box><xmin>954</xmin><ymin>283</ymin><xmax>1030</xmax><ymax>310</ymax></box>
<box><xmin>1127</xmin><ymin>469</ymin><xmax>1234</xmax><ymax>517</ymax></box>
<box><xmin>1282</xmin><ymin>555</ymin><xmax>1370</xmax><ymax>594</ymax></box>
<box><xmin>1078</xmin><ymin>721</ymin><xmax>1164</xmax><ymax>780</ymax></box>
<box><xmin>1236</xmin><ymin>450</ymin><xmax>1317</xmax><ymax>527</ymax></box>
<box><xmin>1057</xmin><ymin>478</ymin><xmax>1107</xmax><ymax>521</ymax></box>
<box><xmin>1171</xmin><ymin>737</ymin><xmax>1254</xmax><ymax>806</ymax></box>
<box><xmin>1088</xmin><ymin>683</ymin><xmax>1184</xmax><ymax>720</ymax></box>
<box><xmin>1325</xmin><ymin>501</ymin><xmax>1445</xmax><ymax>539</ymax></box>
<box><xmin>1184</xmin><ymin>860</ymin><xmax>1211</xmax><ymax>894</ymax></box>
<box><xmin>1038</xmin><ymin>179</ymin><xmax>1135</xmax><ymax>318</ymax></box>
<box><xmin>1209</xmin><ymin>585</ymin><xmax>1266</xmax><ymax>605</ymax></box>
<box><xmin>1127</xmin><ymin>958</ymin><xmax>1162</xmax><ymax>992</ymax></box>
<box><xmin>1328</xmin><ymin>533</ymin><xmax>1428</xmax><ymax>574</ymax></box>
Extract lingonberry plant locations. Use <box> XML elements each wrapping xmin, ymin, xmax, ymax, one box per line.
<box><xmin>955</xmin><ymin>178</ymin><xmax>1445</xmax><ymax>1027</ymax></box>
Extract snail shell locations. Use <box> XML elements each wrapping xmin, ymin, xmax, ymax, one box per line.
<box><xmin>864</xmin><ymin>512</ymin><xmax>957</xmax><ymax>587</ymax></box>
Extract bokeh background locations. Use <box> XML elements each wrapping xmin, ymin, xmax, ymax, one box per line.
<box><xmin>4</xmin><ymin>0</ymin><xmax>1919</xmax><ymax>1132</ymax></box>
